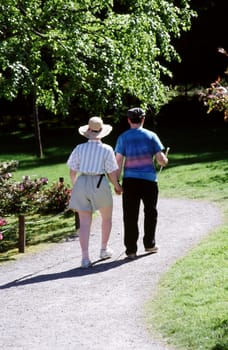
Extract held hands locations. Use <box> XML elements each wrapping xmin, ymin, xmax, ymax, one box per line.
<box><xmin>114</xmin><ymin>182</ymin><xmax>123</xmax><ymax>195</ymax></box>
<box><xmin>107</xmin><ymin>171</ymin><xmax>123</xmax><ymax>195</ymax></box>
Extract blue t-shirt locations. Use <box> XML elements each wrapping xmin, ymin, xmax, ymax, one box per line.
<box><xmin>115</xmin><ymin>127</ymin><xmax>164</xmax><ymax>182</ymax></box>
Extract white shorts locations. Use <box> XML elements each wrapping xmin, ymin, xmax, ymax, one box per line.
<box><xmin>69</xmin><ymin>174</ymin><xmax>113</xmax><ymax>212</ymax></box>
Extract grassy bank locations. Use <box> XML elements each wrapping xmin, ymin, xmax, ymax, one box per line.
<box><xmin>145</xmin><ymin>125</ymin><xmax>228</xmax><ymax>350</ymax></box>
<box><xmin>0</xmin><ymin>124</ymin><xmax>228</xmax><ymax>349</ymax></box>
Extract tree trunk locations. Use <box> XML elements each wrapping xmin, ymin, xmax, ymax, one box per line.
<box><xmin>33</xmin><ymin>91</ymin><xmax>44</xmax><ymax>158</ymax></box>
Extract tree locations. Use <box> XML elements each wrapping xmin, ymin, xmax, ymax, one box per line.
<box><xmin>0</xmin><ymin>0</ymin><xmax>195</xmax><ymax>156</ymax></box>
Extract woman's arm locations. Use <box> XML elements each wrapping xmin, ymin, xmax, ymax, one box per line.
<box><xmin>69</xmin><ymin>169</ymin><xmax>77</xmax><ymax>186</ymax></box>
<box><xmin>107</xmin><ymin>171</ymin><xmax>122</xmax><ymax>195</ymax></box>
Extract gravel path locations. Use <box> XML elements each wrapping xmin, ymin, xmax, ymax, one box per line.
<box><xmin>0</xmin><ymin>196</ymin><xmax>223</xmax><ymax>350</ymax></box>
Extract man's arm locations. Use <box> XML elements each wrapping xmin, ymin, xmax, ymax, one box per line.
<box><xmin>115</xmin><ymin>153</ymin><xmax>124</xmax><ymax>181</ymax></box>
<box><xmin>107</xmin><ymin>170</ymin><xmax>122</xmax><ymax>195</ymax></box>
<box><xmin>155</xmin><ymin>151</ymin><xmax>168</xmax><ymax>167</ymax></box>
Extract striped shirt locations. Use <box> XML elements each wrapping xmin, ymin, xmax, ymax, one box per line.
<box><xmin>67</xmin><ymin>140</ymin><xmax>118</xmax><ymax>174</ymax></box>
<box><xmin>115</xmin><ymin>127</ymin><xmax>164</xmax><ymax>182</ymax></box>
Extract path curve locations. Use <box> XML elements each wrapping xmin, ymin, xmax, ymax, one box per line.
<box><xmin>0</xmin><ymin>197</ymin><xmax>222</xmax><ymax>350</ymax></box>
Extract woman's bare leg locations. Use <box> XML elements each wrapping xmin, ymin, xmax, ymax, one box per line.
<box><xmin>78</xmin><ymin>210</ymin><xmax>92</xmax><ymax>259</ymax></box>
<box><xmin>99</xmin><ymin>206</ymin><xmax>113</xmax><ymax>249</ymax></box>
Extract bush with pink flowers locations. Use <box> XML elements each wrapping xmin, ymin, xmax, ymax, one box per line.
<box><xmin>0</xmin><ymin>160</ymin><xmax>19</xmax><ymax>176</ymax></box>
<box><xmin>0</xmin><ymin>175</ymin><xmax>49</xmax><ymax>215</ymax></box>
<box><xmin>0</xmin><ymin>175</ymin><xmax>72</xmax><ymax>253</ymax></box>
<box><xmin>38</xmin><ymin>181</ymin><xmax>71</xmax><ymax>214</ymax></box>
<box><xmin>199</xmin><ymin>82</ymin><xmax>228</xmax><ymax>121</ymax></box>
<box><xmin>0</xmin><ymin>217</ymin><xmax>7</xmax><ymax>241</ymax></box>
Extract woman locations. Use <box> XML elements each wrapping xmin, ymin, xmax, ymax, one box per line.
<box><xmin>67</xmin><ymin>117</ymin><xmax>122</xmax><ymax>268</ymax></box>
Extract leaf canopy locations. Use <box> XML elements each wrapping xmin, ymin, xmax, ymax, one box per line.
<box><xmin>0</xmin><ymin>0</ymin><xmax>195</xmax><ymax>117</ymax></box>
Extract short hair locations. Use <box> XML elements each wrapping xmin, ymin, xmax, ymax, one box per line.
<box><xmin>127</xmin><ymin>107</ymin><xmax>145</xmax><ymax>123</ymax></box>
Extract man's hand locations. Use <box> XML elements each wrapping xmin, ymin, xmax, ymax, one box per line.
<box><xmin>114</xmin><ymin>182</ymin><xmax>123</xmax><ymax>195</ymax></box>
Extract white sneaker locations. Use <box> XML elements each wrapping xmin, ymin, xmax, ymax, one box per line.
<box><xmin>99</xmin><ymin>247</ymin><xmax>113</xmax><ymax>260</ymax></box>
<box><xmin>81</xmin><ymin>258</ymin><xmax>92</xmax><ymax>268</ymax></box>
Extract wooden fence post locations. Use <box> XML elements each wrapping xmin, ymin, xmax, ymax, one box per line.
<box><xmin>75</xmin><ymin>212</ymin><xmax>80</xmax><ymax>230</ymax></box>
<box><xmin>18</xmin><ymin>214</ymin><xmax>25</xmax><ymax>253</ymax></box>
<box><xmin>59</xmin><ymin>177</ymin><xmax>80</xmax><ymax>231</ymax></box>
<box><xmin>58</xmin><ymin>177</ymin><xmax>64</xmax><ymax>186</ymax></box>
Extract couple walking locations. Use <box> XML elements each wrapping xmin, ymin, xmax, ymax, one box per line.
<box><xmin>67</xmin><ymin>108</ymin><xmax>168</xmax><ymax>268</ymax></box>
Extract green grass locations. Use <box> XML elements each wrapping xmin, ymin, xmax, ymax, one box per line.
<box><xmin>0</xmin><ymin>212</ymin><xmax>77</xmax><ymax>261</ymax></box>
<box><xmin>0</xmin><ymin>128</ymin><xmax>76</xmax><ymax>184</ymax></box>
<box><xmin>1</xmin><ymin>125</ymin><xmax>228</xmax><ymax>349</ymax></box>
<box><xmin>145</xmin><ymin>226</ymin><xmax>228</xmax><ymax>350</ymax></box>
<box><xmin>144</xmin><ymin>125</ymin><xmax>228</xmax><ymax>350</ymax></box>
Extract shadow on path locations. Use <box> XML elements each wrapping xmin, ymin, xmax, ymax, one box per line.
<box><xmin>0</xmin><ymin>252</ymin><xmax>155</xmax><ymax>290</ymax></box>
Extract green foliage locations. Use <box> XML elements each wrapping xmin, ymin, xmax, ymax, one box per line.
<box><xmin>0</xmin><ymin>0</ymin><xmax>195</xmax><ymax>116</ymax></box>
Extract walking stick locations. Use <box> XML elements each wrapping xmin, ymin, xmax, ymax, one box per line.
<box><xmin>159</xmin><ymin>147</ymin><xmax>170</xmax><ymax>175</ymax></box>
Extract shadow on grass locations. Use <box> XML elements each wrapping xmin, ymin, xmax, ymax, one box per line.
<box><xmin>167</xmin><ymin>150</ymin><xmax>228</xmax><ymax>168</ymax></box>
<box><xmin>0</xmin><ymin>129</ymin><xmax>78</xmax><ymax>166</ymax></box>
<box><xmin>0</xmin><ymin>255</ymin><xmax>16</xmax><ymax>262</ymax></box>
<box><xmin>212</xmin><ymin>344</ymin><xmax>228</xmax><ymax>350</ymax></box>
<box><xmin>1</xmin><ymin>125</ymin><xmax>228</xmax><ymax>171</ymax></box>
<box><xmin>211</xmin><ymin>319</ymin><xmax>228</xmax><ymax>350</ymax></box>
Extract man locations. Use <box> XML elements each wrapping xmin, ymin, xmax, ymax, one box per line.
<box><xmin>67</xmin><ymin>117</ymin><xmax>122</xmax><ymax>268</ymax></box>
<box><xmin>115</xmin><ymin>107</ymin><xmax>168</xmax><ymax>258</ymax></box>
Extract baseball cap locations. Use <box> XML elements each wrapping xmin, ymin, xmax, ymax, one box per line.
<box><xmin>127</xmin><ymin>107</ymin><xmax>145</xmax><ymax>121</ymax></box>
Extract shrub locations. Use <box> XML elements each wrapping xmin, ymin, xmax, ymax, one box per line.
<box><xmin>0</xmin><ymin>176</ymin><xmax>48</xmax><ymax>215</ymax></box>
<box><xmin>0</xmin><ymin>217</ymin><xmax>7</xmax><ymax>240</ymax></box>
<box><xmin>38</xmin><ymin>180</ymin><xmax>71</xmax><ymax>214</ymax></box>
<box><xmin>199</xmin><ymin>82</ymin><xmax>228</xmax><ymax>121</ymax></box>
<box><xmin>0</xmin><ymin>160</ymin><xmax>19</xmax><ymax>175</ymax></box>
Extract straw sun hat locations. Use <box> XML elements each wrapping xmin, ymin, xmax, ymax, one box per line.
<box><xmin>79</xmin><ymin>117</ymin><xmax>112</xmax><ymax>139</ymax></box>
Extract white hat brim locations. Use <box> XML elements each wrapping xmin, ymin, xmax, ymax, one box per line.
<box><xmin>78</xmin><ymin>124</ymin><xmax>112</xmax><ymax>139</ymax></box>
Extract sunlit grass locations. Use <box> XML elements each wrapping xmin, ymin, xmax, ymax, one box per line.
<box><xmin>14</xmin><ymin>162</ymin><xmax>71</xmax><ymax>184</ymax></box>
<box><xmin>146</xmin><ymin>227</ymin><xmax>228</xmax><ymax>350</ymax></box>
<box><xmin>159</xmin><ymin>157</ymin><xmax>228</xmax><ymax>203</ymax></box>
<box><xmin>145</xmin><ymin>143</ymin><xmax>228</xmax><ymax>349</ymax></box>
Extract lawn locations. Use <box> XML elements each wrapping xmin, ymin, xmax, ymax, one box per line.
<box><xmin>145</xmin><ymin>125</ymin><xmax>228</xmax><ymax>350</ymax></box>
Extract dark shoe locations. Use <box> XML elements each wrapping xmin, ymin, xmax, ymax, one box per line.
<box><xmin>126</xmin><ymin>253</ymin><xmax>137</xmax><ymax>259</ymax></box>
<box><xmin>145</xmin><ymin>246</ymin><xmax>158</xmax><ymax>253</ymax></box>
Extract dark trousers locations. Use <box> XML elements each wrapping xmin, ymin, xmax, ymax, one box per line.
<box><xmin>122</xmin><ymin>178</ymin><xmax>158</xmax><ymax>255</ymax></box>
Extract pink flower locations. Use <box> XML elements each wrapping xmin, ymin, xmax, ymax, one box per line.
<box><xmin>0</xmin><ymin>232</ymin><xmax>3</xmax><ymax>240</ymax></box>
<box><xmin>0</xmin><ymin>218</ymin><xmax>7</xmax><ymax>226</ymax></box>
